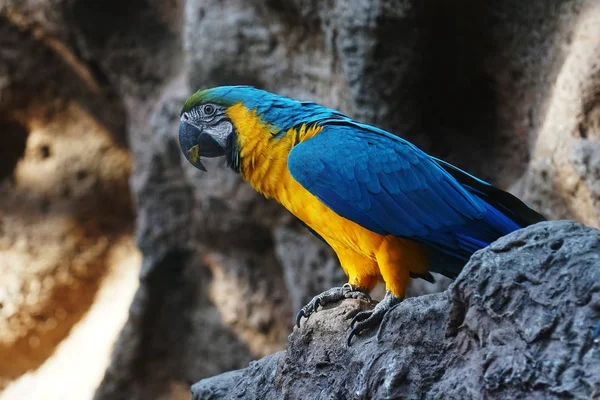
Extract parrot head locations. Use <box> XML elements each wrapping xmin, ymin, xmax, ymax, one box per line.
<box><xmin>179</xmin><ymin>85</ymin><xmax>291</xmax><ymax>172</ymax></box>
<box><xmin>178</xmin><ymin>88</ymin><xmax>238</xmax><ymax>172</ymax></box>
<box><xmin>179</xmin><ymin>85</ymin><xmax>344</xmax><ymax>172</ymax></box>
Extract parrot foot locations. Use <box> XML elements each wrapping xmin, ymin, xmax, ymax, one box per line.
<box><xmin>296</xmin><ymin>283</ymin><xmax>371</xmax><ymax>327</ymax></box>
<box><xmin>347</xmin><ymin>291</ymin><xmax>401</xmax><ymax>346</ymax></box>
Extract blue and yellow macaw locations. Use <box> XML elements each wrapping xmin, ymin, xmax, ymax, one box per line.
<box><xmin>178</xmin><ymin>86</ymin><xmax>545</xmax><ymax>344</ymax></box>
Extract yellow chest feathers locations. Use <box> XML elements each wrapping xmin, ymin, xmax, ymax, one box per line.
<box><xmin>225</xmin><ymin>103</ymin><xmax>323</xmax><ymax>204</ymax></box>
<box><xmin>224</xmin><ymin>103</ymin><xmax>385</xmax><ymax>258</ymax></box>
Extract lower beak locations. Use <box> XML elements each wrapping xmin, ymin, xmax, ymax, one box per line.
<box><xmin>179</xmin><ymin>121</ymin><xmax>225</xmax><ymax>171</ymax></box>
<box><xmin>186</xmin><ymin>144</ymin><xmax>205</xmax><ymax>171</ymax></box>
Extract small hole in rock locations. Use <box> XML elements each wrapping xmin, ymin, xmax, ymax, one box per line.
<box><xmin>550</xmin><ymin>239</ymin><xmax>563</xmax><ymax>251</ymax></box>
<box><xmin>76</xmin><ymin>169</ymin><xmax>88</xmax><ymax>181</ymax></box>
<box><xmin>578</xmin><ymin>123</ymin><xmax>588</xmax><ymax>139</ymax></box>
<box><xmin>40</xmin><ymin>145</ymin><xmax>51</xmax><ymax>159</ymax></box>
<box><xmin>0</xmin><ymin>120</ymin><xmax>29</xmax><ymax>180</ymax></box>
<box><xmin>40</xmin><ymin>199</ymin><xmax>50</xmax><ymax>213</ymax></box>
<box><xmin>60</xmin><ymin>186</ymin><xmax>71</xmax><ymax>198</ymax></box>
<box><xmin>478</xmin><ymin>278</ymin><xmax>489</xmax><ymax>293</ymax></box>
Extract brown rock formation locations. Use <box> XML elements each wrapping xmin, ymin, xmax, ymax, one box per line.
<box><xmin>0</xmin><ymin>7</ymin><xmax>134</xmax><ymax>390</ymax></box>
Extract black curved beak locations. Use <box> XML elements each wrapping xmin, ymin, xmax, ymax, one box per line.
<box><xmin>178</xmin><ymin>120</ymin><xmax>225</xmax><ymax>171</ymax></box>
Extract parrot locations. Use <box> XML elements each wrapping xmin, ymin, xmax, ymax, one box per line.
<box><xmin>178</xmin><ymin>85</ymin><xmax>546</xmax><ymax>345</ymax></box>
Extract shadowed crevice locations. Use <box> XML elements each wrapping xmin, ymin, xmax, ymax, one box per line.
<box><xmin>0</xmin><ymin>120</ymin><xmax>28</xmax><ymax>181</ymax></box>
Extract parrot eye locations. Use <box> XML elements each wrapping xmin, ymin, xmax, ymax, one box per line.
<box><xmin>203</xmin><ymin>104</ymin><xmax>215</xmax><ymax>116</ymax></box>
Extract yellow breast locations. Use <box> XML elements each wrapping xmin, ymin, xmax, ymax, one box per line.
<box><xmin>225</xmin><ymin>103</ymin><xmax>384</xmax><ymax>257</ymax></box>
<box><xmin>224</xmin><ymin>102</ymin><xmax>433</xmax><ymax>297</ymax></box>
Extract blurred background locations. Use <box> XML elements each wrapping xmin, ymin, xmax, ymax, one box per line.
<box><xmin>0</xmin><ymin>0</ymin><xmax>599</xmax><ymax>399</ymax></box>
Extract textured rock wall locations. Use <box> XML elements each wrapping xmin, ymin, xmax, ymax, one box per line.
<box><xmin>1</xmin><ymin>0</ymin><xmax>600</xmax><ymax>399</ymax></box>
<box><xmin>192</xmin><ymin>221</ymin><xmax>600</xmax><ymax>400</ymax></box>
<box><xmin>0</xmin><ymin>4</ymin><xmax>135</xmax><ymax>390</ymax></box>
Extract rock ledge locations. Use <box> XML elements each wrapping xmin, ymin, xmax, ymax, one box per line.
<box><xmin>192</xmin><ymin>221</ymin><xmax>600</xmax><ymax>400</ymax></box>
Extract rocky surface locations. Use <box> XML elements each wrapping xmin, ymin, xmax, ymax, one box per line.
<box><xmin>0</xmin><ymin>5</ymin><xmax>135</xmax><ymax>390</ymax></box>
<box><xmin>192</xmin><ymin>221</ymin><xmax>600</xmax><ymax>400</ymax></box>
<box><xmin>1</xmin><ymin>0</ymin><xmax>600</xmax><ymax>399</ymax></box>
<box><xmin>1</xmin><ymin>238</ymin><xmax>140</xmax><ymax>400</ymax></box>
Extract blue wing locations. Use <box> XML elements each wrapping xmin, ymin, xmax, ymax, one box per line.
<box><xmin>287</xmin><ymin>121</ymin><xmax>527</xmax><ymax>263</ymax></box>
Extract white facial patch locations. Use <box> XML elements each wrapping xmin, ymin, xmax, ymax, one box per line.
<box><xmin>206</xmin><ymin>120</ymin><xmax>233</xmax><ymax>147</ymax></box>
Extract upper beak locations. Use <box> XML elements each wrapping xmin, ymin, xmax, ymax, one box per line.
<box><xmin>178</xmin><ymin>120</ymin><xmax>225</xmax><ymax>171</ymax></box>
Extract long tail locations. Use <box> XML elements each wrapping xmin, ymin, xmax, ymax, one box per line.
<box><xmin>425</xmin><ymin>158</ymin><xmax>546</xmax><ymax>279</ymax></box>
<box><xmin>434</xmin><ymin>158</ymin><xmax>546</xmax><ymax>228</ymax></box>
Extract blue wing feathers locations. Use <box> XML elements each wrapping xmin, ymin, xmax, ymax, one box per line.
<box><xmin>312</xmin><ymin>183</ymin><xmax>387</xmax><ymax>235</ymax></box>
<box><xmin>355</xmin><ymin>163</ymin><xmax>371</xmax><ymax>184</ymax></box>
<box><xmin>373</xmin><ymin>192</ymin><xmax>428</xmax><ymax>235</ymax></box>
<box><xmin>433</xmin><ymin>158</ymin><xmax>546</xmax><ymax>227</ymax></box>
<box><xmin>378</xmin><ymin>170</ymin><xmax>401</xmax><ymax>194</ymax></box>
<box><xmin>288</xmin><ymin>119</ymin><xmax>543</xmax><ymax>268</ymax></box>
<box><xmin>366</xmin><ymin>174</ymin><xmax>382</xmax><ymax>194</ymax></box>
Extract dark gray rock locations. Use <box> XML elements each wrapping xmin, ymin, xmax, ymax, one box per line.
<box><xmin>192</xmin><ymin>221</ymin><xmax>600</xmax><ymax>400</ymax></box>
<box><xmin>94</xmin><ymin>82</ymin><xmax>294</xmax><ymax>400</ymax></box>
<box><xmin>273</xmin><ymin>226</ymin><xmax>347</xmax><ymax>313</ymax></box>
<box><xmin>191</xmin><ymin>353</ymin><xmax>282</xmax><ymax>400</ymax></box>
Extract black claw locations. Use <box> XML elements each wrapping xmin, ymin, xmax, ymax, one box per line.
<box><xmin>295</xmin><ymin>285</ymin><xmax>372</xmax><ymax>328</ymax></box>
<box><xmin>347</xmin><ymin>326</ymin><xmax>359</xmax><ymax>347</ymax></box>
<box><xmin>346</xmin><ymin>292</ymin><xmax>401</xmax><ymax>346</ymax></box>
<box><xmin>347</xmin><ymin>312</ymin><xmax>374</xmax><ymax>346</ymax></box>
<box><xmin>296</xmin><ymin>301</ymin><xmax>316</xmax><ymax>327</ymax></box>
<box><xmin>350</xmin><ymin>311</ymin><xmax>370</xmax><ymax>329</ymax></box>
<box><xmin>295</xmin><ymin>310</ymin><xmax>305</xmax><ymax>327</ymax></box>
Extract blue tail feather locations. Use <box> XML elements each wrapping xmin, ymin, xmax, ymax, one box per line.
<box><xmin>424</xmin><ymin>158</ymin><xmax>546</xmax><ymax>279</ymax></box>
